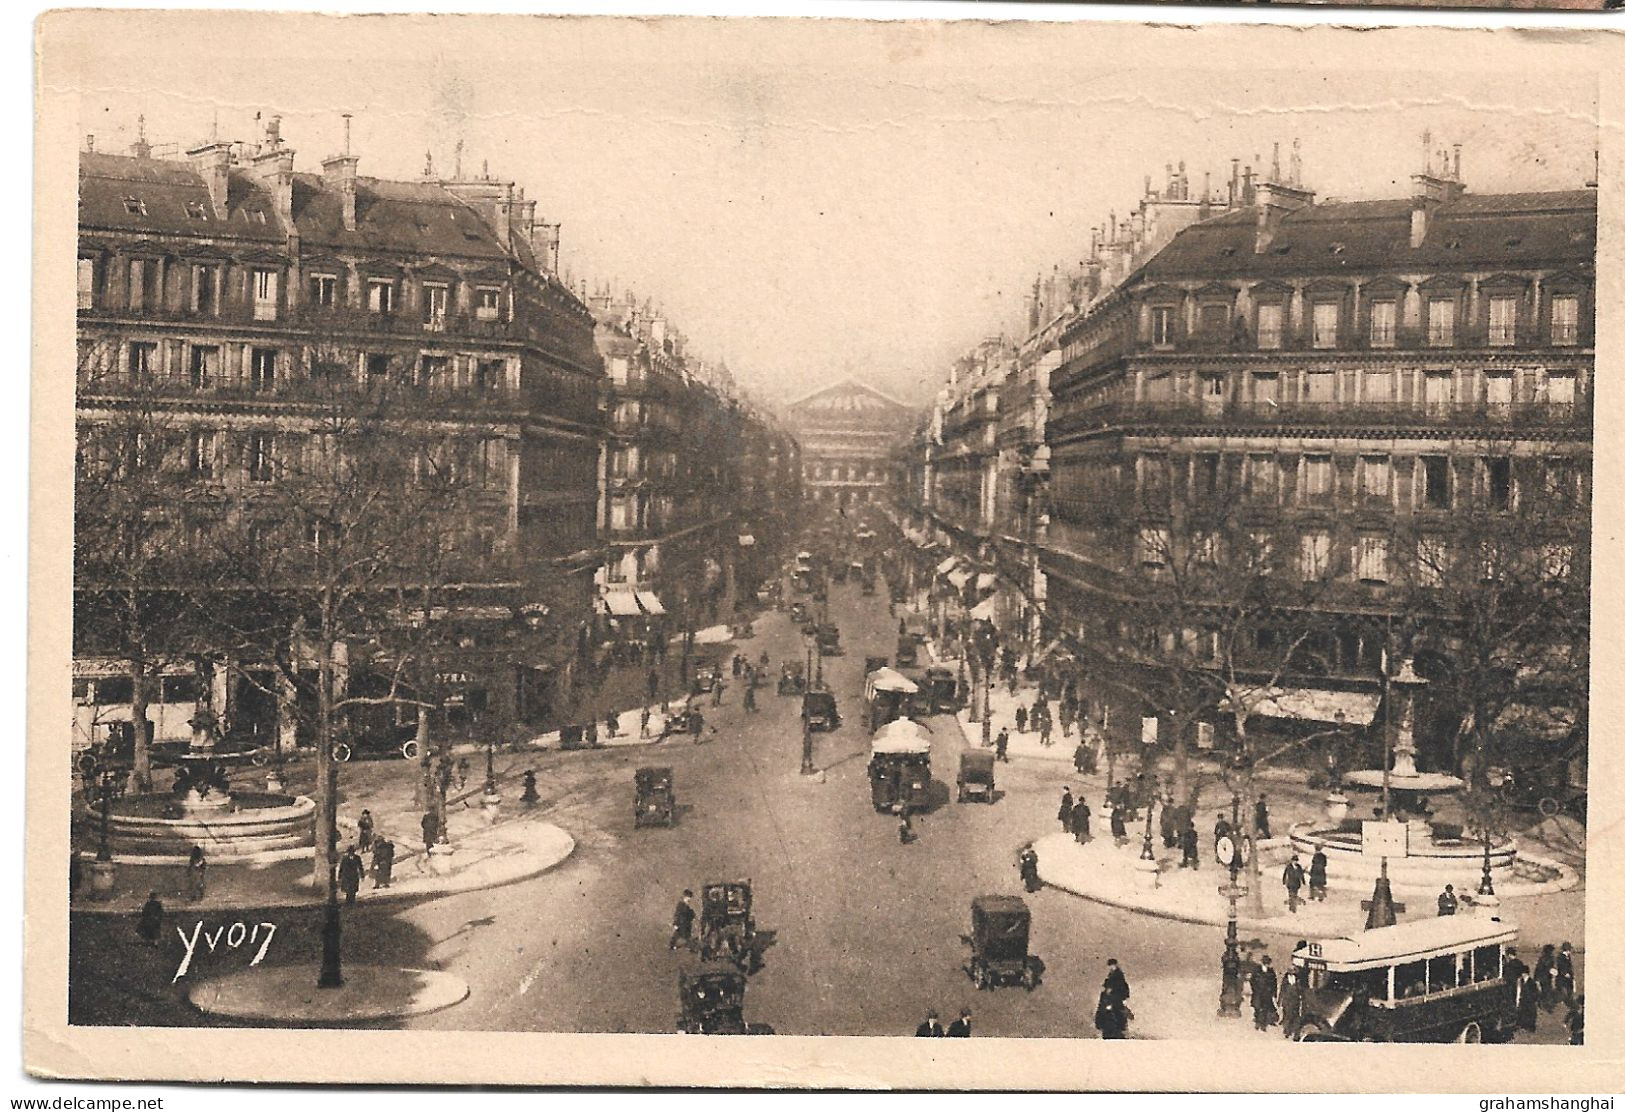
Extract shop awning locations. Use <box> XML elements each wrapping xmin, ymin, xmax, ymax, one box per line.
<box><xmin>871</xmin><ymin>717</ymin><xmax>931</xmax><ymax>756</ymax></box>
<box><xmin>947</xmin><ymin>569</ymin><xmax>971</xmax><ymax>589</ymax></box>
<box><xmin>1237</xmin><ymin>686</ymin><xmax>1381</xmax><ymax>726</ymax></box>
<box><xmin>602</xmin><ymin>590</ymin><xmax>641</xmax><ymax>617</ymax></box>
<box><xmin>969</xmin><ymin>597</ymin><xmax>998</xmax><ymax>621</ymax></box>
<box><xmin>936</xmin><ymin>556</ymin><xmax>960</xmax><ymax>575</ymax></box>
<box><xmin>976</xmin><ymin>572</ymin><xmax>999</xmax><ymax>591</ymax></box>
<box><xmin>635</xmin><ymin>591</ymin><xmax>666</xmax><ymax>617</ymax></box>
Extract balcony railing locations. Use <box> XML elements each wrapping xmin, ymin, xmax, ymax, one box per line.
<box><xmin>76</xmin><ymin>369</ymin><xmax>537</xmax><ymax>415</ymax></box>
<box><xmin>79</xmin><ymin>302</ymin><xmax>535</xmax><ymax>344</ymax></box>
<box><xmin>1054</xmin><ymin>396</ymin><xmax>1591</xmax><ymax>435</ymax></box>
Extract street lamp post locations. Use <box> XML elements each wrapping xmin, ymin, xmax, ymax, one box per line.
<box><xmin>1216</xmin><ymin>792</ymin><xmax>1245</xmax><ymax>1017</ymax></box>
<box><xmin>1140</xmin><ymin>789</ymin><xmax>1157</xmax><ymax>862</ymax></box>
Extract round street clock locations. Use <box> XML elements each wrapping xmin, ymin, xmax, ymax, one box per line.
<box><xmin>1216</xmin><ymin>834</ymin><xmax>1239</xmax><ymax>869</ymax></box>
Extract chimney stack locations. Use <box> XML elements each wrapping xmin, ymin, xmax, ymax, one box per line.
<box><xmin>130</xmin><ymin>114</ymin><xmax>151</xmax><ymax>159</ymax></box>
<box><xmin>246</xmin><ymin>115</ymin><xmax>295</xmax><ymax>228</ymax></box>
<box><xmin>1253</xmin><ymin>177</ymin><xmax>1316</xmax><ymax>254</ymax></box>
<box><xmin>320</xmin><ymin>113</ymin><xmax>360</xmax><ymax>231</ymax></box>
<box><xmin>186</xmin><ymin>138</ymin><xmax>233</xmax><ymax>218</ymax></box>
<box><xmin>1409</xmin><ymin>135</ymin><xmax>1467</xmax><ymax>248</ymax></box>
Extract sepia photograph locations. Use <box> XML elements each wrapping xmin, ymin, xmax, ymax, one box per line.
<box><xmin>25</xmin><ymin>7</ymin><xmax>1622</xmax><ymax>1091</ymax></box>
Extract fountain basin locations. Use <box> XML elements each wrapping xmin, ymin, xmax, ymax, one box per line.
<box><xmin>1342</xmin><ymin>769</ymin><xmax>1464</xmax><ymax>792</ymax></box>
<box><xmin>1288</xmin><ymin>821</ymin><xmax>1517</xmax><ymax>893</ymax></box>
<box><xmin>88</xmin><ymin>792</ymin><xmax>317</xmax><ymax>861</ymax></box>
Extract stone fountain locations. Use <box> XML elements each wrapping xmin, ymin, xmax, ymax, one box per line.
<box><xmin>86</xmin><ymin>707</ymin><xmax>316</xmax><ymax>864</ymax></box>
<box><xmin>1290</xmin><ymin>660</ymin><xmax>1518</xmax><ymax>892</ymax></box>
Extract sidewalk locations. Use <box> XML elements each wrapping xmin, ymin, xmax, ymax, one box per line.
<box><xmin>74</xmin><ymin>796</ymin><xmax>575</xmax><ymax>916</ymax></box>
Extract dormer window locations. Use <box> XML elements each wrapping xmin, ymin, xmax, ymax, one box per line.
<box><xmin>1488</xmin><ymin>296</ymin><xmax>1518</xmax><ymax>347</ymax></box>
<box><xmin>1369</xmin><ymin>300</ymin><xmax>1397</xmax><ymax>349</ymax></box>
<box><xmin>1551</xmin><ymin>294</ymin><xmax>1580</xmax><ymax>346</ymax></box>
<box><xmin>424</xmin><ymin>283</ymin><xmax>449</xmax><ymax>331</ymax></box>
<box><xmin>308</xmin><ymin>273</ymin><xmax>338</xmax><ymax>308</ymax></box>
<box><xmin>122</xmin><ymin>196</ymin><xmax>146</xmax><ymax>216</ymax></box>
<box><xmin>475</xmin><ymin>286</ymin><xmax>502</xmax><ymax>322</ymax></box>
<box><xmin>1150</xmin><ymin>305</ymin><xmax>1175</xmax><ymax>349</ymax></box>
<box><xmin>1256</xmin><ymin>302</ymin><xmax>1283</xmax><ymax>350</ymax></box>
<box><xmin>1311</xmin><ymin>301</ymin><xmax>1340</xmax><ymax>350</ymax></box>
<box><xmin>1426</xmin><ymin>297</ymin><xmax>1456</xmax><ymax>347</ymax></box>
<box><xmin>183</xmin><ymin>201</ymin><xmax>207</xmax><ymax>221</ymax></box>
<box><xmin>366</xmin><ymin>278</ymin><xmax>395</xmax><ymax>315</ymax></box>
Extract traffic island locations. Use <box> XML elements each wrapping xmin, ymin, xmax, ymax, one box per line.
<box><xmin>188</xmin><ymin>964</ymin><xmax>468</xmax><ymax>1025</ymax></box>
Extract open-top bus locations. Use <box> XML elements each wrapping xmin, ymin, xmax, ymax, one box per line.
<box><xmin>1293</xmin><ymin>915</ymin><xmax>1519</xmax><ymax>1043</ymax></box>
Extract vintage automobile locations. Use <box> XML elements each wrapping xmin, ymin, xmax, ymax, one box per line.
<box><xmin>861</xmin><ymin>574</ymin><xmax>878</xmax><ymax>597</ymax></box>
<box><xmin>692</xmin><ymin>666</ymin><xmax>722</xmax><ymax>694</ymax></box>
<box><xmin>659</xmin><ymin>704</ymin><xmax>706</xmax><ymax>739</ymax></box>
<box><xmin>831</xmin><ymin>563</ymin><xmax>849</xmax><ymax>584</ymax></box>
<box><xmin>803</xmin><ymin>689</ymin><xmax>841</xmax><ymax>732</ymax></box>
<box><xmin>919</xmin><ymin>666</ymin><xmax>962</xmax><ymax>714</ymax></box>
<box><xmin>958</xmin><ymin>749</ymin><xmax>996</xmax><ymax>803</ymax></box>
<box><xmin>863</xmin><ymin>666</ymin><xmax>919</xmax><ymax>733</ymax></box>
<box><xmin>1293</xmin><ymin>915</ymin><xmax>1521</xmax><ymax>1043</ymax></box>
<box><xmin>893</xmin><ymin>637</ymin><xmax>919</xmax><ymax>669</ymax></box>
<box><xmin>789</xmin><ymin>602</ymin><xmax>810</xmax><ymax>624</ymax></box>
<box><xmin>634</xmin><ymin>766</ymin><xmax>676</xmax><ymax>828</ymax></box>
<box><xmin>676</xmin><ymin>961</ymin><xmax>773</xmax><ymax>1035</ymax></box>
<box><xmin>966</xmin><ymin>895</ymin><xmax>1041</xmax><ymax>991</ymax></box>
<box><xmin>869</xmin><ymin>717</ymin><xmax>932</xmax><ymax>813</ymax></box>
<box><xmin>890</xmin><ymin>583</ymin><xmax>907</xmax><ymax>604</ymax></box>
<box><xmin>815</xmin><ymin>624</ymin><xmax>842</xmax><ymax>657</ymax></box>
<box><xmin>699</xmin><ymin>880</ymin><xmax>758</xmax><ymax>970</ymax></box>
<box><xmin>777</xmin><ymin>662</ymin><xmax>807</xmax><ymax>697</ymax></box>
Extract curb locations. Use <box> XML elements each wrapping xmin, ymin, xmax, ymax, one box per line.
<box><xmin>188</xmin><ymin>965</ymin><xmax>470</xmax><ymax>1024</ymax></box>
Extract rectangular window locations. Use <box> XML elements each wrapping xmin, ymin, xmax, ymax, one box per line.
<box><xmin>418</xmin><ymin>354</ymin><xmax>451</xmax><ymax>389</ymax></box>
<box><xmin>1300</xmin><ymin>530</ymin><xmax>1331</xmax><ymax>580</ymax></box>
<box><xmin>1427</xmin><ymin>297</ymin><xmax>1455</xmax><ymax>347</ymax></box>
<box><xmin>1200</xmin><ymin>303</ymin><xmax>1228</xmax><ymax>338</ymax></box>
<box><xmin>1546</xmin><ymin>372</ymin><xmax>1576</xmax><ymax>407</ymax></box>
<box><xmin>1484</xmin><ymin>371</ymin><xmax>1514</xmax><ymax>408</ymax></box>
<box><xmin>308</xmin><ymin>273</ymin><xmax>338</xmax><ymax>308</ymax></box>
<box><xmin>1193</xmin><ymin>453</ymin><xmax>1220</xmax><ymax>497</ymax></box>
<box><xmin>424</xmin><ymin>283</ymin><xmax>449</xmax><ymax>330</ymax></box>
<box><xmin>1301</xmin><ymin>454</ymin><xmax>1332</xmax><ymax>502</ymax></box>
<box><xmin>1137</xmin><ymin>525</ymin><xmax>1169</xmax><ymax>567</ymax></box>
<box><xmin>1369</xmin><ymin>300</ymin><xmax>1397</xmax><ymax>348</ymax></box>
<box><xmin>1415</xmin><ymin>536</ymin><xmax>1447</xmax><ymax>588</ymax></box>
<box><xmin>1312</xmin><ymin>301</ymin><xmax>1340</xmax><ymax>349</ymax></box>
<box><xmin>252</xmin><ymin>269</ymin><xmax>278</xmax><ymax>321</ymax></box>
<box><xmin>1551</xmin><ymin>294</ymin><xmax>1580</xmax><ymax>346</ymax></box>
<box><xmin>1256</xmin><ymin>303</ymin><xmax>1283</xmax><ymax>350</ymax></box>
<box><xmin>475</xmin><ymin>286</ymin><xmax>502</xmax><ymax>322</ymax></box>
<box><xmin>476</xmin><ymin>359</ymin><xmax>507</xmax><ymax>393</ymax></box>
<box><xmin>128</xmin><ymin>258</ymin><xmax>149</xmax><ymax>310</ymax></box>
<box><xmin>191</xmin><ymin>265</ymin><xmax>218</xmax><ymax>315</ymax></box>
<box><xmin>367</xmin><ymin>278</ymin><xmax>395</xmax><ymax>314</ymax></box>
<box><xmin>365</xmin><ymin>353</ymin><xmax>391</xmax><ymax>383</ymax></box>
<box><xmin>1420</xmin><ymin>455</ymin><xmax>1451</xmax><ymax>510</ymax></box>
<box><xmin>1303</xmin><ymin>371</ymin><xmax>1336</xmax><ymax>404</ymax></box>
<box><xmin>1245</xmin><ymin>454</ymin><xmax>1278</xmax><ymax>501</ymax></box>
<box><xmin>127</xmin><ymin>341</ymin><xmax>157</xmax><ymax>379</ymax></box>
<box><xmin>1485</xmin><ymin>457</ymin><xmax>1513</xmax><ymax>511</ymax></box>
<box><xmin>1251</xmin><ymin>372</ymin><xmax>1279</xmax><ymax>406</ymax></box>
<box><xmin>1489</xmin><ymin>296</ymin><xmax>1518</xmax><ymax>347</ymax></box>
<box><xmin>477</xmin><ymin>439</ymin><xmax>507</xmax><ymax>488</ymax></box>
<box><xmin>250</xmin><ymin>347</ymin><xmax>277</xmax><ymax>393</ymax></box>
<box><xmin>187</xmin><ymin>431</ymin><xmax>217</xmax><ymax>480</ymax></box>
<box><xmin>188</xmin><ymin>345</ymin><xmax>219</xmax><ymax>389</ymax></box>
<box><xmin>1423</xmin><ymin>371</ymin><xmax>1452</xmax><ymax>411</ymax></box>
<box><xmin>1360</xmin><ymin>454</ymin><xmax>1391</xmax><ymax>500</ymax></box>
<box><xmin>1199</xmin><ymin>372</ymin><xmax>1225</xmax><ymax>403</ymax></box>
<box><xmin>1138</xmin><ymin>453</ymin><xmax>1170</xmax><ymax>503</ymax></box>
<box><xmin>1356</xmin><ymin>533</ymin><xmax>1390</xmax><ymax>584</ymax></box>
<box><xmin>1364</xmin><ymin>370</ymin><xmax>1393</xmax><ymax>404</ymax></box>
<box><xmin>77</xmin><ymin>258</ymin><xmax>96</xmax><ymax>309</ymax></box>
<box><xmin>1150</xmin><ymin>306</ymin><xmax>1175</xmax><ymax>348</ymax></box>
<box><xmin>247</xmin><ymin>433</ymin><xmax>276</xmax><ymax>483</ymax></box>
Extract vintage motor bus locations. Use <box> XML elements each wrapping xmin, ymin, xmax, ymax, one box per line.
<box><xmin>1293</xmin><ymin>915</ymin><xmax>1520</xmax><ymax>1043</ymax></box>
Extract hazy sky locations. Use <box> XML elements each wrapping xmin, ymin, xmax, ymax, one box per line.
<box><xmin>63</xmin><ymin>15</ymin><xmax>1598</xmax><ymax>407</ymax></box>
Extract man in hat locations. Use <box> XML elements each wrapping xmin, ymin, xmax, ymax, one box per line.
<box><xmin>915</xmin><ymin>1009</ymin><xmax>944</xmax><ymax>1037</ymax></box>
<box><xmin>669</xmin><ymin>889</ymin><xmax>696</xmax><ymax>951</ymax></box>
<box><xmin>946</xmin><ymin>1008</ymin><xmax>973</xmax><ymax>1037</ymax></box>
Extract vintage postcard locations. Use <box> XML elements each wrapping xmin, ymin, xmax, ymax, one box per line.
<box><xmin>27</xmin><ymin>8</ymin><xmax>1623</xmax><ymax>1090</ymax></box>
